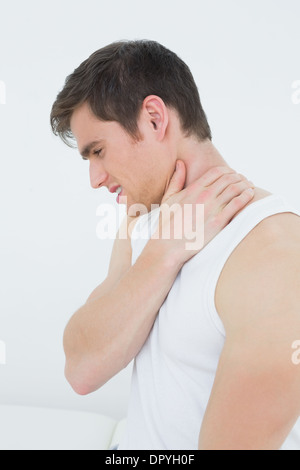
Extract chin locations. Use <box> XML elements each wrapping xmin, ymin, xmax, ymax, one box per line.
<box><xmin>126</xmin><ymin>197</ymin><xmax>158</xmax><ymax>217</ymax></box>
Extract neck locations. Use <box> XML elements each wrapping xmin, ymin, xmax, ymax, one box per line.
<box><xmin>175</xmin><ymin>135</ymin><xmax>271</xmax><ymax>209</ymax></box>
<box><xmin>177</xmin><ymin>137</ymin><xmax>229</xmax><ymax>188</ymax></box>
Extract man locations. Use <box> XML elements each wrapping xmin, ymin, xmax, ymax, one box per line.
<box><xmin>50</xmin><ymin>40</ymin><xmax>300</xmax><ymax>450</ymax></box>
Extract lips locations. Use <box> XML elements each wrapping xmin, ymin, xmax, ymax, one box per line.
<box><xmin>109</xmin><ymin>185</ymin><xmax>121</xmax><ymax>194</ymax></box>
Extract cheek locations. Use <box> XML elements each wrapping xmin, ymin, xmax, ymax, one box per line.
<box><xmin>123</xmin><ymin>150</ymin><xmax>163</xmax><ymax>197</ymax></box>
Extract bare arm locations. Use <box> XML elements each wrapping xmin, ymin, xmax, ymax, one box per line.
<box><xmin>84</xmin><ymin>214</ymin><xmax>137</xmax><ymax>303</ymax></box>
<box><xmin>64</xmin><ymin>163</ymin><xmax>254</xmax><ymax>395</ymax></box>
<box><xmin>198</xmin><ymin>214</ymin><xmax>300</xmax><ymax>450</ymax></box>
<box><xmin>64</xmin><ymin>236</ymin><xmax>183</xmax><ymax>395</ymax></box>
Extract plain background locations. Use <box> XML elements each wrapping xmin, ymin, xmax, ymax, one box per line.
<box><xmin>0</xmin><ymin>0</ymin><xmax>300</xmax><ymax>421</ymax></box>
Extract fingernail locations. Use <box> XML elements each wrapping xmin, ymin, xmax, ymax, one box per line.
<box><xmin>246</xmin><ymin>188</ymin><xmax>255</xmax><ymax>195</ymax></box>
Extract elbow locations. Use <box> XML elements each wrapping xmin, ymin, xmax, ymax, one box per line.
<box><xmin>64</xmin><ymin>358</ymin><xmax>100</xmax><ymax>396</ymax></box>
<box><xmin>63</xmin><ymin>328</ymin><xmax>123</xmax><ymax>395</ymax></box>
<box><xmin>63</xmin><ymin>326</ymin><xmax>100</xmax><ymax>396</ymax></box>
<box><xmin>72</xmin><ymin>385</ymin><xmax>92</xmax><ymax>397</ymax></box>
<box><xmin>69</xmin><ymin>382</ymin><xmax>91</xmax><ymax>396</ymax></box>
<box><xmin>67</xmin><ymin>377</ymin><xmax>92</xmax><ymax>397</ymax></box>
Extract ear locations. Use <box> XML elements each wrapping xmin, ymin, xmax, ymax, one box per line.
<box><xmin>142</xmin><ymin>95</ymin><xmax>169</xmax><ymax>141</ymax></box>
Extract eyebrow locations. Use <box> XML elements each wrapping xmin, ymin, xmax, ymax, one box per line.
<box><xmin>80</xmin><ymin>140</ymin><xmax>104</xmax><ymax>160</ymax></box>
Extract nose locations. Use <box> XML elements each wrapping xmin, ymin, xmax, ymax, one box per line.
<box><xmin>89</xmin><ymin>160</ymin><xmax>109</xmax><ymax>189</ymax></box>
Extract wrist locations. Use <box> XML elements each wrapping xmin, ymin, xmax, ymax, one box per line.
<box><xmin>141</xmin><ymin>239</ymin><xmax>185</xmax><ymax>273</ymax></box>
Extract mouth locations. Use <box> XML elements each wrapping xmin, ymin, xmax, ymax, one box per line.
<box><xmin>108</xmin><ymin>185</ymin><xmax>127</xmax><ymax>204</ymax></box>
<box><xmin>108</xmin><ymin>185</ymin><xmax>124</xmax><ymax>203</ymax></box>
<box><xmin>109</xmin><ymin>185</ymin><xmax>122</xmax><ymax>194</ymax></box>
<box><xmin>116</xmin><ymin>186</ymin><xmax>124</xmax><ymax>204</ymax></box>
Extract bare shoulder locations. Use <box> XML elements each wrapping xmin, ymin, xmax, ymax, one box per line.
<box><xmin>215</xmin><ymin>194</ymin><xmax>300</xmax><ymax>334</ymax></box>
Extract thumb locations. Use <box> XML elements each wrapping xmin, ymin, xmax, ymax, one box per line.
<box><xmin>161</xmin><ymin>160</ymin><xmax>186</xmax><ymax>204</ymax></box>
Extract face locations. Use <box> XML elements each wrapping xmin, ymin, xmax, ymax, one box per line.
<box><xmin>70</xmin><ymin>102</ymin><xmax>173</xmax><ymax>214</ymax></box>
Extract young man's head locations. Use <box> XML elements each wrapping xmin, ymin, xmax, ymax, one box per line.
<box><xmin>50</xmin><ymin>39</ymin><xmax>212</xmax><ymax>212</ymax></box>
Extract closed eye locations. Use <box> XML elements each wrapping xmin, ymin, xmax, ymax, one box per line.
<box><xmin>81</xmin><ymin>147</ymin><xmax>103</xmax><ymax>161</ymax></box>
<box><xmin>93</xmin><ymin>149</ymin><xmax>103</xmax><ymax>157</ymax></box>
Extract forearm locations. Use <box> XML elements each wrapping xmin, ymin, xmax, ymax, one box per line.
<box><xmin>64</xmin><ymin>246</ymin><xmax>183</xmax><ymax>395</ymax></box>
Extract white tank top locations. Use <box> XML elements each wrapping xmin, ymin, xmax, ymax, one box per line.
<box><xmin>118</xmin><ymin>194</ymin><xmax>300</xmax><ymax>450</ymax></box>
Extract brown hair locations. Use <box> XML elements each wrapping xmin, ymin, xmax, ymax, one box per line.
<box><xmin>50</xmin><ymin>39</ymin><xmax>212</xmax><ymax>146</ymax></box>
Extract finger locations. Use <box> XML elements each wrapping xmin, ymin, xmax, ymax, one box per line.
<box><xmin>209</xmin><ymin>172</ymin><xmax>250</xmax><ymax>198</ymax></box>
<box><xmin>198</xmin><ymin>166</ymin><xmax>236</xmax><ymax>188</ymax></box>
<box><xmin>216</xmin><ymin>179</ymin><xmax>255</xmax><ymax>204</ymax></box>
<box><xmin>161</xmin><ymin>160</ymin><xmax>186</xmax><ymax>204</ymax></box>
<box><xmin>218</xmin><ymin>188</ymin><xmax>255</xmax><ymax>224</ymax></box>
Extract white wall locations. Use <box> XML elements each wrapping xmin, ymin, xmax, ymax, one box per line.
<box><xmin>0</xmin><ymin>0</ymin><xmax>299</xmax><ymax>420</ymax></box>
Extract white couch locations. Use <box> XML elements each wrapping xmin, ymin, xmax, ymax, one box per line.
<box><xmin>0</xmin><ymin>404</ymin><xmax>126</xmax><ymax>450</ymax></box>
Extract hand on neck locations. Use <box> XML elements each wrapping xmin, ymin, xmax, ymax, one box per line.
<box><xmin>175</xmin><ymin>137</ymin><xmax>271</xmax><ymax>208</ymax></box>
<box><xmin>176</xmin><ymin>138</ymin><xmax>230</xmax><ymax>188</ymax></box>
